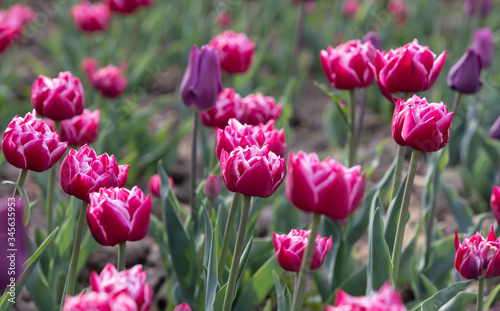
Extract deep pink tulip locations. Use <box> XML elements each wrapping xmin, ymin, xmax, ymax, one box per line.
<box><xmin>273</xmin><ymin>229</ymin><xmax>332</xmax><ymax>272</ymax></box>
<box><xmin>320</xmin><ymin>40</ymin><xmax>376</xmax><ymax>90</ymax></box>
<box><xmin>217</xmin><ymin>11</ymin><xmax>232</xmax><ymax>28</ymax></box>
<box><xmin>286</xmin><ymin>152</ymin><xmax>365</xmax><ymax>220</ymax></box>
<box><xmin>4</xmin><ymin>4</ymin><xmax>35</xmax><ymax>26</ymax></box>
<box><xmin>2</xmin><ymin>111</ymin><xmax>68</xmax><ymax>172</ymax></box>
<box><xmin>387</xmin><ymin>0</ymin><xmax>408</xmax><ymax>27</ymax></box>
<box><xmin>241</xmin><ymin>93</ymin><xmax>283</xmax><ymax>126</ymax></box>
<box><xmin>220</xmin><ymin>145</ymin><xmax>286</xmax><ymax>198</ymax></box>
<box><xmin>180</xmin><ymin>45</ymin><xmax>223</xmax><ymax>112</ymax></box>
<box><xmin>87</xmin><ymin>186</ymin><xmax>151</xmax><ymax>246</ymax></box>
<box><xmin>209</xmin><ymin>30</ymin><xmax>255</xmax><ymax>74</ymax></box>
<box><xmin>371</xmin><ymin>39</ymin><xmax>446</xmax><ymax>103</ymax></box>
<box><xmin>0</xmin><ymin>4</ymin><xmax>35</xmax><ymax>53</ymax></box>
<box><xmin>326</xmin><ymin>282</ymin><xmax>406</xmax><ymax>311</ymax></box>
<box><xmin>82</xmin><ymin>58</ymin><xmax>128</xmax><ymax>98</ymax></box>
<box><xmin>392</xmin><ymin>95</ymin><xmax>453</xmax><ymax>152</ymax></box>
<box><xmin>204</xmin><ymin>174</ymin><xmax>222</xmax><ymax>199</ymax></box>
<box><xmin>200</xmin><ymin>88</ymin><xmax>244</xmax><ymax>129</ymax></box>
<box><xmin>60</xmin><ymin>109</ymin><xmax>100</xmax><ymax>146</ymax></box>
<box><xmin>63</xmin><ymin>292</ymin><xmax>138</xmax><ymax>311</ymax></box>
<box><xmin>91</xmin><ymin>264</ymin><xmax>152</xmax><ymax>311</ymax></box>
<box><xmin>472</xmin><ymin>28</ymin><xmax>494</xmax><ymax>69</ymax></box>
<box><xmin>174</xmin><ymin>303</ymin><xmax>191</xmax><ymax>311</ymax></box>
<box><xmin>0</xmin><ymin>22</ymin><xmax>20</xmax><ymax>53</ymax></box>
<box><xmin>71</xmin><ymin>1</ymin><xmax>111</xmax><ymax>33</ymax></box>
<box><xmin>216</xmin><ymin>118</ymin><xmax>286</xmax><ymax>159</ymax></box>
<box><xmin>31</xmin><ymin>72</ymin><xmax>85</xmax><ymax>121</ymax></box>
<box><xmin>106</xmin><ymin>0</ymin><xmax>148</xmax><ymax>14</ymax></box>
<box><xmin>148</xmin><ymin>174</ymin><xmax>161</xmax><ymax>197</ymax></box>
<box><xmin>490</xmin><ymin>186</ymin><xmax>500</xmax><ymax>225</ymax></box>
<box><xmin>455</xmin><ymin>227</ymin><xmax>500</xmax><ymax>280</ymax></box>
<box><xmin>342</xmin><ymin>0</ymin><xmax>359</xmax><ymax>17</ymax></box>
<box><xmin>60</xmin><ymin>144</ymin><xmax>129</xmax><ymax>203</ymax></box>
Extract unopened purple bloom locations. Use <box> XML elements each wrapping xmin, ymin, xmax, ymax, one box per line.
<box><xmin>447</xmin><ymin>48</ymin><xmax>482</xmax><ymax>94</ymax></box>
<box><xmin>362</xmin><ymin>31</ymin><xmax>383</xmax><ymax>51</ymax></box>
<box><xmin>472</xmin><ymin>28</ymin><xmax>494</xmax><ymax>69</ymax></box>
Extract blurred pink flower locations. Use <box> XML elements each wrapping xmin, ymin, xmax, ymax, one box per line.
<box><xmin>209</xmin><ymin>30</ymin><xmax>255</xmax><ymax>74</ymax></box>
<box><xmin>241</xmin><ymin>93</ymin><xmax>282</xmax><ymax>126</ymax></box>
<box><xmin>63</xmin><ymin>292</ymin><xmax>138</xmax><ymax>311</ymax></box>
<box><xmin>82</xmin><ymin>58</ymin><xmax>128</xmax><ymax>98</ymax></box>
<box><xmin>326</xmin><ymin>282</ymin><xmax>406</xmax><ymax>310</ymax></box>
<box><xmin>200</xmin><ymin>88</ymin><xmax>244</xmax><ymax>129</ymax></box>
<box><xmin>71</xmin><ymin>1</ymin><xmax>111</xmax><ymax>33</ymax></box>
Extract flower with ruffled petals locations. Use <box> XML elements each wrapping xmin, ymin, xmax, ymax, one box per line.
<box><xmin>71</xmin><ymin>1</ymin><xmax>111</xmax><ymax>33</ymax></box>
<box><xmin>209</xmin><ymin>30</ymin><xmax>255</xmax><ymax>74</ymax></box>
<box><xmin>200</xmin><ymin>88</ymin><xmax>244</xmax><ymax>129</ymax></box>
<box><xmin>241</xmin><ymin>93</ymin><xmax>282</xmax><ymax>126</ymax></box>
<box><xmin>60</xmin><ymin>109</ymin><xmax>100</xmax><ymax>146</ymax></box>
<box><xmin>82</xmin><ymin>58</ymin><xmax>128</xmax><ymax>98</ymax></box>
<box><xmin>174</xmin><ymin>303</ymin><xmax>191</xmax><ymax>311</ymax></box>
<box><xmin>63</xmin><ymin>292</ymin><xmax>138</xmax><ymax>311</ymax></box>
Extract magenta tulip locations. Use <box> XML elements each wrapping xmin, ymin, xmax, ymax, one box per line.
<box><xmin>87</xmin><ymin>186</ymin><xmax>151</xmax><ymax>246</ymax></box>
<box><xmin>490</xmin><ymin>186</ymin><xmax>500</xmax><ymax>225</ymax></box>
<box><xmin>106</xmin><ymin>0</ymin><xmax>151</xmax><ymax>14</ymax></box>
<box><xmin>455</xmin><ymin>227</ymin><xmax>500</xmax><ymax>280</ymax></box>
<box><xmin>286</xmin><ymin>152</ymin><xmax>365</xmax><ymax>220</ymax></box>
<box><xmin>216</xmin><ymin>118</ymin><xmax>286</xmax><ymax>158</ymax></box>
<box><xmin>204</xmin><ymin>174</ymin><xmax>222</xmax><ymax>199</ymax></box>
<box><xmin>220</xmin><ymin>145</ymin><xmax>286</xmax><ymax>198</ymax></box>
<box><xmin>341</xmin><ymin>0</ymin><xmax>359</xmax><ymax>18</ymax></box>
<box><xmin>71</xmin><ymin>1</ymin><xmax>111</xmax><ymax>33</ymax></box>
<box><xmin>148</xmin><ymin>174</ymin><xmax>161</xmax><ymax>198</ymax></box>
<box><xmin>209</xmin><ymin>30</ymin><xmax>255</xmax><ymax>74</ymax></box>
<box><xmin>273</xmin><ymin>229</ymin><xmax>332</xmax><ymax>272</ymax></box>
<box><xmin>200</xmin><ymin>88</ymin><xmax>244</xmax><ymax>129</ymax></box>
<box><xmin>320</xmin><ymin>40</ymin><xmax>376</xmax><ymax>90</ymax></box>
<box><xmin>174</xmin><ymin>303</ymin><xmax>191</xmax><ymax>311</ymax></box>
<box><xmin>2</xmin><ymin>111</ymin><xmax>68</xmax><ymax>172</ymax></box>
<box><xmin>392</xmin><ymin>95</ymin><xmax>453</xmax><ymax>152</ymax></box>
<box><xmin>31</xmin><ymin>72</ymin><xmax>85</xmax><ymax>120</ymax></box>
<box><xmin>59</xmin><ymin>144</ymin><xmax>129</xmax><ymax>203</ymax></box>
<box><xmin>91</xmin><ymin>264</ymin><xmax>152</xmax><ymax>311</ymax></box>
<box><xmin>82</xmin><ymin>58</ymin><xmax>128</xmax><ymax>98</ymax></box>
<box><xmin>241</xmin><ymin>93</ymin><xmax>283</xmax><ymax>126</ymax></box>
<box><xmin>0</xmin><ymin>4</ymin><xmax>35</xmax><ymax>53</ymax></box>
<box><xmin>63</xmin><ymin>292</ymin><xmax>138</xmax><ymax>311</ymax></box>
<box><xmin>60</xmin><ymin>109</ymin><xmax>100</xmax><ymax>146</ymax></box>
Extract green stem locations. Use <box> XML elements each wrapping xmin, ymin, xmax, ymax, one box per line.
<box><xmin>452</xmin><ymin>92</ymin><xmax>462</xmax><ymax>113</ymax></box>
<box><xmin>222</xmin><ymin>195</ymin><xmax>252</xmax><ymax>311</ymax></box>
<box><xmin>190</xmin><ymin>111</ymin><xmax>200</xmax><ymax>231</ymax></box>
<box><xmin>391</xmin><ymin>149</ymin><xmax>420</xmax><ymax>285</ymax></box>
<box><xmin>348</xmin><ymin>88</ymin><xmax>356</xmax><ymax>167</ymax></box>
<box><xmin>47</xmin><ymin>121</ymin><xmax>61</xmax><ymax>233</ymax></box>
<box><xmin>477</xmin><ymin>277</ymin><xmax>484</xmax><ymax>311</ymax></box>
<box><xmin>390</xmin><ymin>145</ymin><xmax>405</xmax><ymax>200</ymax></box>
<box><xmin>291</xmin><ymin>213</ymin><xmax>321</xmax><ymax>311</ymax></box>
<box><xmin>13</xmin><ymin>169</ymin><xmax>28</xmax><ymax>196</ymax></box>
<box><xmin>208</xmin><ymin>198</ymin><xmax>214</xmax><ymax>216</ymax></box>
<box><xmin>218</xmin><ymin>192</ymin><xmax>241</xmax><ymax>285</ymax></box>
<box><xmin>65</xmin><ymin>201</ymin><xmax>89</xmax><ymax>297</ymax></box>
<box><xmin>118</xmin><ymin>242</ymin><xmax>126</xmax><ymax>271</ymax></box>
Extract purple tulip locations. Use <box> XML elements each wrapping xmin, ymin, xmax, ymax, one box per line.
<box><xmin>472</xmin><ymin>28</ymin><xmax>494</xmax><ymax>69</ymax></box>
<box><xmin>447</xmin><ymin>48</ymin><xmax>482</xmax><ymax>94</ymax></box>
<box><xmin>489</xmin><ymin>115</ymin><xmax>500</xmax><ymax>140</ymax></box>
<box><xmin>464</xmin><ymin>0</ymin><xmax>491</xmax><ymax>17</ymax></box>
<box><xmin>362</xmin><ymin>31</ymin><xmax>383</xmax><ymax>51</ymax></box>
<box><xmin>180</xmin><ymin>45</ymin><xmax>223</xmax><ymax>112</ymax></box>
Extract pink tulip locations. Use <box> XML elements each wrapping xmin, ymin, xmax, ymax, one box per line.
<box><xmin>286</xmin><ymin>152</ymin><xmax>365</xmax><ymax>220</ymax></box>
<box><xmin>216</xmin><ymin>11</ymin><xmax>232</xmax><ymax>28</ymax></box>
<box><xmin>387</xmin><ymin>0</ymin><xmax>408</xmax><ymax>27</ymax></box>
<box><xmin>273</xmin><ymin>229</ymin><xmax>332</xmax><ymax>272</ymax></box>
<box><xmin>82</xmin><ymin>58</ymin><xmax>128</xmax><ymax>98</ymax></box>
<box><xmin>241</xmin><ymin>93</ymin><xmax>283</xmax><ymax>126</ymax></box>
<box><xmin>392</xmin><ymin>95</ymin><xmax>453</xmax><ymax>152</ymax></box>
<box><xmin>204</xmin><ymin>174</ymin><xmax>222</xmax><ymax>199</ymax></box>
<box><xmin>4</xmin><ymin>4</ymin><xmax>35</xmax><ymax>27</ymax></box>
<box><xmin>71</xmin><ymin>1</ymin><xmax>111</xmax><ymax>33</ymax></box>
<box><xmin>209</xmin><ymin>30</ymin><xmax>255</xmax><ymax>74</ymax></box>
<box><xmin>91</xmin><ymin>264</ymin><xmax>152</xmax><ymax>311</ymax></box>
<box><xmin>2</xmin><ymin>111</ymin><xmax>68</xmax><ymax>172</ymax></box>
<box><xmin>106</xmin><ymin>0</ymin><xmax>152</xmax><ymax>14</ymax></box>
<box><xmin>60</xmin><ymin>144</ymin><xmax>129</xmax><ymax>203</ymax></box>
<box><xmin>455</xmin><ymin>227</ymin><xmax>500</xmax><ymax>280</ymax></box>
<box><xmin>174</xmin><ymin>303</ymin><xmax>191</xmax><ymax>311</ymax></box>
<box><xmin>220</xmin><ymin>145</ymin><xmax>286</xmax><ymax>198</ymax></box>
<box><xmin>216</xmin><ymin>118</ymin><xmax>286</xmax><ymax>158</ymax></box>
<box><xmin>491</xmin><ymin>185</ymin><xmax>500</xmax><ymax>225</ymax></box>
<box><xmin>31</xmin><ymin>72</ymin><xmax>85</xmax><ymax>120</ymax></box>
<box><xmin>60</xmin><ymin>109</ymin><xmax>100</xmax><ymax>146</ymax></box>
<box><xmin>87</xmin><ymin>186</ymin><xmax>151</xmax><ymax>246</ymax></box>
<box><xmin>342</xmin><ymin>0</ymin><xmax>359</xmax><ymax>17</ymax></box>
<box><xmin>371</xmin><ymin>39</ymin><xmax>446</xmax><ymax>103</ymax></box>
<box><xmin>200</xmin><ymin>88</ymin><xmax>245</xmax><ymax>129</ymax></box>
<box><xmin>0</xmin><ymin>4</ymin><xmax>35</xmax><ymax>53</ymax></box>
<box><xmin>63</xmin><ymin>292</ymin><xmax>138</xmax><ymax>311</ymax></box>
<box><xmin>148</xmin><ymin>174</ymin><xmax>161</xmax><ymax>197</ymax></box>
<box><xmin>326</xmin><ymin>282</ymin><xmax>406</xmax><ymax>311</ymax></box>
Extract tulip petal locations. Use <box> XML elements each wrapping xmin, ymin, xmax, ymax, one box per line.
<box><xmin>382</xmin><ymin>50</ymin><xmax>428</xmax><ymax>93</ymax></box>
<box><xmin>285</xmin><ymin>155</ymin><xmax>317</xmax><ymax>213</ymax></box>
<box><xmin>427</xmin><ymin>51</ymin><xmax>447</xmax><ymax>89</ymax></box>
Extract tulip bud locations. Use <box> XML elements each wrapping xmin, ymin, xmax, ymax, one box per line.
<box><xmin>273</xmin><ymin>229</ymin><xmax>332</xmax><ymax>272</ymax></box>
<box><xmin>342</xmin><ymin>0</ymin><xmax>359</xmax><ymax>18</ymax></box>
<box><xmin>204</xmin><ymin>174</ymin><xmax>222</xmax><ymax>199</ymax></box>
<box><xmin>464</xmin><ymin>0</ymin><xmax>491</xmax><ymax>17</ymax></box>
<box><xmin>362</xmin><ymin>31</ymin><xmax>383</xmax><ymax>51</ymax></box>
<box><xmin>447</xmin><ymin>48</ymin><xmax>482</xmax><ymax>94</ymax></box>
<box><xmin>60</xmin><ymin>109</ymin><xmax>100</xmax><ymax>146</ymax></box>
<box><xmin>472</xmin><ymin>28</ymin><xmax>494</xmax><ymax>69</ymax></box>
<box><xmin>148</xmin><ymin>174</ymin><xmax>161</xmax><ymax>197</ymax></box>
<box><xmin>71</xmin><ymin>1</ymin><xmax>111</xmax><ymax>33</ymax></box>
<box><xmin>31</xmin><ymin>72</ymin><xmax>85</xmax><ymax>121</ymax></box>
<box><xmin>241</xmin><ymin>93</ymin><xmax>283</xmax><ymax>126</ymax></box>
<box><xmin>209</xmin><ymin>30</ymin><xmax>255</xmax><ymax>74</ymax></box>
<box><xmin>286</xmin><ymin>152</ymin><xmax>365</xmax><ymax>220</ymax></box>
<box><xmin>60</xmin><ymin>144</ymin><xmax>129</xmax><ymax>203</ymax></box>
<box><xmin>220</xmin><ymin>145</ymin><xmax>286</xmax><ymax>198</ymax></box>
<box><xmin>63</xmin><ymin>292</ymin><xmax>138</xmax><ymax>311</ymax></box>
<box><xmin>2</xmin><ymin>111</ymin><xmax>68</xmax><ymax>172</ymax></box>
<box><xmin>392</xmin><ymin>95</ymin><xmax>453</xmax><ymax>152</ymax></box>
<box><xmin>180</xmin><ymin>45</ymin><xmax>223</xmax><ymax>112</ymax></box>
<box><xmin>174</xmin><ymin>303</ymin><xmax>192</xmax><ymax>311</ymax></box>
<box><xmin>91</xmin><ymin>264</ymin><xmax>152</xmax><ymax>311</ymax></box>
<box><xmin>200</xmin><ymin>88</ymin><xmax>245</xmax><ymax>129</ymax></box>
<box><xmin>489</xmin><ymin>115</ymin><xmax>500</xmax><ymax>140</ymax></box>
<box><xmin>455</xmin><ymin>227</ymin><xmax>500</xmax><ymax>280</ymax></box>
<box><xmin>490</xmin><ymin>186</ymin><xmax>500</xmax><ymax>225</ymax></box>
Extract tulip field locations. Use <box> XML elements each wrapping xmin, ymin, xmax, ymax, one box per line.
<box><xmin>1</xmin><ymin>0</ymin><xmax>500</xmax><ymax>310</ymax></box>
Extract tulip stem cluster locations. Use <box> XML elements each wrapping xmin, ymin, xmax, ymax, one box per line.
<box><xmin>391</xmin><ymin>149</ymin><xmax>420</xmax><ymax>285</ymax></box>
<box><xmin>222</xmin><ymin>195</ymin><xmax>252</xmax><ymax>311</ymax></box>
<box><xmin>477</xmin><ymin>277</ymin><xmax>484</xmax><ymax>311</ymax></box>
<box><xmin>13</xmin><ymin>169</ymin><xmax>28</xmax><ymax>196</ymax></box>
<box><xmin>190</xmin><ymin>111</ymin><xmax>200</xmax><ymax>230</ymax></box>
<box><xmin>290</xmin><ymin>213</ymin><xmax>322</xmax><ymax>311</ymax></box>
<box><xmin>118</xmin><ymin>242</ymin><xmax>126</xmax><ymax>271</ymax></box>
<box><xmin>390</xmin><ymin>145</ymin><xmax>405</xmax><ymax>200</ymax></box>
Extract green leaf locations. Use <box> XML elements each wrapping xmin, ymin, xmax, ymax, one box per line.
<box><xmin>484</xmin><ymin>281</ymin><xmax>500</xmax><ymax>310</ymax></box>
<box><xmin>423</xmin><ymin>235</ymin><xmax>455</xmax><ymax>283</ymax></box>
<box><xmin>236</xmin><ymin>236</ymin><xmax>254</xmax><ymax>287</ymax></box>
<box><xmin>347</xmin><ymin>188</ymin><xmax>379</xmax><ymax>246</ymax></box>
<box><xmin>273</xmin><ymin>271</ymin><xmax>291</xmax><ymax>311</ymax></box>
<box><xmin>364</xmin><ymin>139</ymin><xmax>389</xmax><ymax>179</ymax></box>
<box><xmin>438</xmin><ymin>292</ymin><xmax>477</xmax><ymax>311</ymax></box>
<box><xmin>419</xmin><ymin>274</ymin><xmax>438</xmax><ymax>296</ymax></box>
<box><xmin>410</xmin><ymin>281</ymin><xmax>471</xmax><ymax>311</ymax></box>
<box><xmin>148</xmin><ymin>215</ymin><xmax>169</xmax><ymax>265</ymax></box>
<box><xmin>213</xmin><ymin>284</ymin><xmax>227</xmax><ymax>311</ymax></box>
<box><xmin>442</xmin><ymin>183</ymin><xmax>473</xmax><ymax>233</ymax></box>
<box><xmin>314</xmin><ymin>81</ymin><xmax>348</xmax><ymax>124</ymax></box>
<box><xmin>203</xmin><ymin>207</ymin><xmax>217</xmax><ymax>311</ymax></box>
<box><xmin>233</xmin><ymin>256</ymin><xmax>284</xmax><ymax>311</ymax></box>
<box><xmin>384</xmin><ymin>174</ymin><xmax>408</xmax><ymax>255</ymax></box>
<box><xmin>367</xmin><ymin>207</ymin><xmax>392</xmax><ymax>294</ymax></box>
<box><xmin>26</xmin><ymin>264</ymin><xmax>56</xmax><ymax>311</ymax></box>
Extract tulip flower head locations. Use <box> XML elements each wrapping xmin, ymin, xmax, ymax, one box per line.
<box><xmin>148</xmin><ymin>174</ymin><xmax>161</xmax><ymax>198</ymax></box>
<box><xmin>326</xmin><ymin>282</ymin><xmax>407</xmax><ymax>311</ymax></box>
<box><xmin>82</xmin><ymin>58</ymin><xmax>128</xmax><ymax>98</ymax></box>
<box><xmin>180</xmin><ymin>45</ymin><xmax>223</xmax><ymax>112</ymax></box>
<box><xmin>200</xmin><ymin>88</ymin><xmax>245</xmax><ymax>129</ymax></box>
<box><xmin>342</xmin><ymin>0</ymin><xmax>359</xmax><ymax>18</ymax></box>
<box><xmin>241</xmin><ymin>92</ymin><xmax>283</xmax><ymax>126</ymax></box>
<box><xmin>490</xmin><ymin>186</ymin><xmax>500</xmax><ymax>225</ymax></box>
<box><xmin>472</xmin><ymin>28</ymin><xmax>494</xmax><ymax>69</ymax></box>
<box><xmin>464</xmin><ymin>0</ymin><xmax>491</xmax><ymax>17</ymax></box>
<box><xmin>0</xmin><ymin>4</ymin><xmax>35</xmax><ymax>53</ymax></box>
<box><xmin>60</xmin><ymin>109</ymin><xmax>100</xmax><ymax>146</ymax></box>
<box><xmin>63</xmin><ymin>292</ymin><xmax>138</xmax><ymax>311</ymax></box>
<box><xmin>216</xmin><ymin>118</ymin><xmax>287</xmax><ymax>158</ymax></box>
<box><xmin>71</xmin><ymin>1</ymin><xmax>111</xmax><ymax>33</ymax></box>
<box><xmin>387</xmin><ymin>0</ymin><xmax>408</xmax><ymax>27</ymax></box>
<box><xmin>204</xmin><ymin>174</ymin><xmax>222</xmax><ymax>199</ymax></box>
<box><xmin>362</xmin><ymin>31</ymin><xmax>383</xmax><ymax>51</ymax></box>
<box><xmin>106</xmin><ymin>0</ymin><xmax>154</xmax><ymax>14</ymax></box>
<box><xmin>60</xmin><ymin>144</ymin><xmax>129</xmax><ymax>203</ymax></box>
<box><xmin>447</xmin><ymin>48</ymin><xmax>482</xmax><ymax>94</ymax></box>
<box><xmin>209</xmin><ymin>30</ymin><xmax>255</xmax><ymax>74</ymax></box>
<box><xmin>31</xmin><ymin>72</ymin><xmax>85</xmax><ymax>121</ymax></box>
<box><xmin>2</xmin><ymin>111</ymin><xmax>68</xmax><ymax>172</ymax></box>
<box><xmin>273</xmin><ymin>229</ymin><xmax>332</xmax><ymax>272</ymax></box>
<box><xmin>286</xmin><ymin>152</ymin><xmax>365</xmax><ymax>220</ymax></box>
<box><xmin>392</xmin><ymin>95</ymin><xmax>453</xmax><ymax>153</ymax></box>
<box><xmin>320</xmin><ymin>40</ymin><xmax>376</xmax><ymax>90</ymax></box>
<box><xmin>220</xmin><ymin>145</ymin><xmax>286</xmax><ymax>198</ymax></box>
<box><xmin>174</xmin><ymin>303</ymin><xmax>192</xmax><ymax>311</ymax></box>
<box><xmin>455</xmin><ymin>227</ymin><xmax>500</xmax><ymax>280</ymax></box>
<box><xmin>217</xmin><ymin>11</ymin><xmax>232</xmax><ymax>28</ymax></box>
<box><xmin>91</xmin><ymin>264</ymin><xmax>152</xmax><ymax>311</ymax></box>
